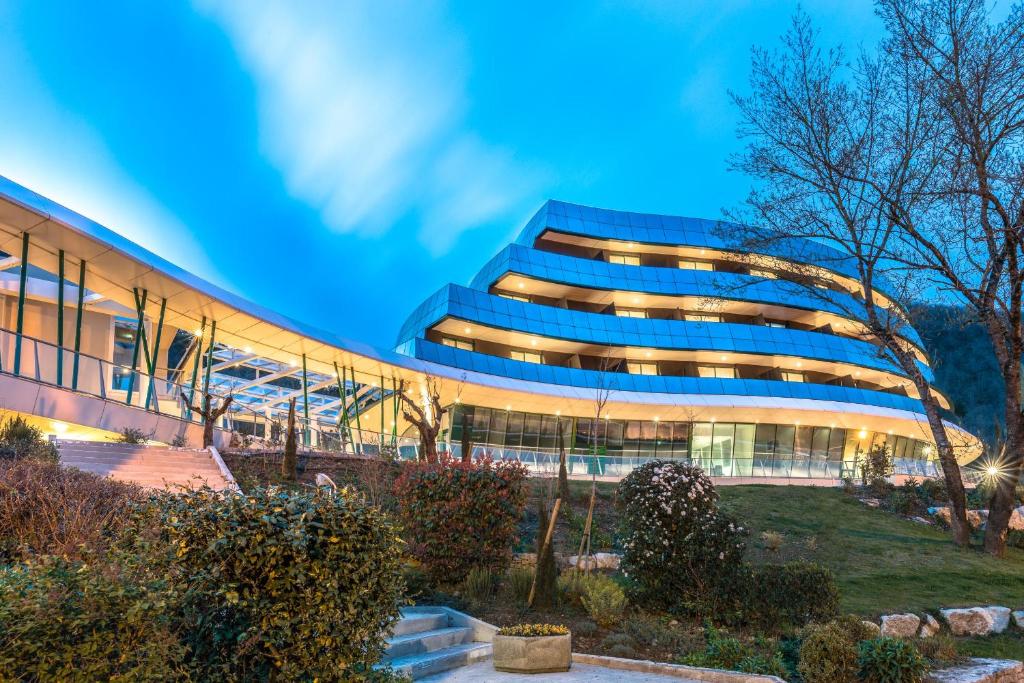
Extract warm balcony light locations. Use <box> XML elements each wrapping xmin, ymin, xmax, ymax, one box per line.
<box><xmin>454</xmin><ymin>396</ymin><xmax>461</xmax><ymax>404</ymax></box>
<box><xmin>530</xmin><ymin>339</ymin><xmax>537</xmax><ymax>346</ymax></box>
<box><xmin>854</xmin><ymin>370</ymin><xmax>862</xmax><ymax>377</ymax></box>
<box><xmin>464</xmin><ymin>326</ymin><xmax>472</xmax><ymax>334</ymax></box>
<box><xmin>795</xmin><ymin>361</ymin><xmax>803</xmax><ymax>368</ymax></box>
<box><xmin>858</xmin><ymin>429</ymin><xmax>868</xmax><ymax>439</ymax></box>
<box><xmin>517</xmin><ymin>282</ymin><xmax>525</xmax><ymax>289</ymax></box>
<box><xmin>193</xmin><ymin>328</ymin><xmax>203</xmax><ymax>337</ymax></box>
<box><xmin>645</xmin><ymin>351</ymin><xmax>652</xmax><ymax>358</ymax></box>
<box><xmin>244</xmin><ymin>346</ymin><xmax>252</xmax><ymax>354</ymax></box>
<box><xmin>653</xmin><ymin>416</ymin><xmax>660</xmax><ymax>422</ymax></box>
<box><xmin>720</xmin><ymin>355</ymin><xmax>728</xmax><ymax>361</ymax></box>
<box><xmin>555</xmin><ymin>410</ymin><xmax>561</xmax><ymax>416</ymax></box>
<box><xmin>288</xmin><ymin>359</ymin><xmax>297</xmax><ymax>367</ymax></box>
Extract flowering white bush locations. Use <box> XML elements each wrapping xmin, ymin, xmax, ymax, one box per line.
<box><xmin>618</xmin><ymin>460</ymin><xmax>748</xmax><ymax>617</ymax></box>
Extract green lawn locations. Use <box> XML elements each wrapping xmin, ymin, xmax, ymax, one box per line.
<box><xmin>718</xmin><ymin>485</ymin><xmax>1024</xmax><ymax>615</ymax></box>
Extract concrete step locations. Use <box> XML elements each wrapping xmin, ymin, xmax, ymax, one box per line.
<box><xmin>56</xmin><ymin>441</ymin><xmax>232</xmax><ymax>491</ymax></box>
<box><xmin>386</xmin><ymin>642</ymin><xmax>492</xmax><ymax>680</ymax></box>
<box><xmin>392</xmin><ymin>610</ymin><xmax>449</xmax><ymax>637</ymax></box>
<box><xmin>62</xmin><ymin>454</ymin><xmax>223</xmax><ymax>468</ymax></box>
<box><xmin>386</xmin><ymin>626</ymin><xmax>473</xmax><ymax>659</ymax></box>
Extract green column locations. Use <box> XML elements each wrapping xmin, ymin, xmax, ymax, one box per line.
<box><xmin>144</xmin><ymin>298</ymin><xmax>167</xmax><ymax>412</ymax></box>
<box><xmin>56</xmin><ymin>250</ymin><xmax>65</xmax><ymax>386</ymax></box>
<box><xmin>125</xmin><ymin>288</ymin><xmax>148</xmax><ymax>406</ymax></box>
<box><xmin>351</xmin><ymin>367</ymin><xmax>362</xmax><ymax>433</ymax></box>
<box><xmin>301</xmin><ymin>353</ymin><xmax>310</xmax><ymax>446</ymax></box>
<box><xmin>335</xmin><ymin>362</ymin><xmax>350</xmax><ymax>436</ymax></box>
<box><xmin>379</xmin><ymin>373</ymin><xmax>385</xmax><ymax>443</ymax></box>
<box><xmin>13</xmin><ymin>233</ymin><xmax>29</xmax><ymax>376</ymax></box>
<box><xmin>391</xmin><ymin>377</ymin><xmax>399</xmax><ymax>447</ymax></box>
<box><xmin>185</xmin><ymin>316</ymin><xmax>206</xmax><ymax>419</ymax></box>
<box><xmin>71</xmin><ymin>260</ymin><xmax>86</xmax><ymax>391</ymax></box>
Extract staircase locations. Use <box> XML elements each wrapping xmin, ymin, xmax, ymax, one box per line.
<box><xmin>383</xmin><ymin>607</ymin><xmax>495</xmax><ymax>680</ymax></box>
<box><xmin>57</xmin><ymin>440</ymin><xmax>235</xmax><ymax>491</ymax></box>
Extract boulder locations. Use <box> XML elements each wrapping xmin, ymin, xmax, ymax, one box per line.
<box><xmin>1013</xmin><ymin>610</ymin><xmax>1024</xmax><ymax>629</ymax></box>
<box><xmin>881</xmin><ymin>613</ymin><xmax>921</xmax><ymax>638</ymax></box>
<box><xmin>941</xmin><ymin>607</ymin><xmax>1011</xmax><ymax>636</ymax></box>
<box><xmin>1009</xmin><ymin>507</ymin><xmax>1024</xmax><ymax>531</ymax></box>
<box><xmin>861</xmin><ymin>621</ymin><xmax>882</xmax><ymax>636</ymax></box>
<box><xmin>566</xmin><ymin>555</ymin><xmax>600</xmax><ymax>571</ymax></box>
<box><xmin>513</xmin><ymin>552</ymin><xmax>537</xmax><ymax>566</ymax></box>
<box><xmin>929</xmin><ymin>507</ymin><xmax>985</xmax><ymax>529</ymax></box>
<box><xmin>920</xmin><ymin>614</ymin><xmax>941</xmax><ymax>638</ymax></box>
<box><xmin>564</xmin><ymin>553</ymin><xmax>621</xmax><ymax>570</ymax></box>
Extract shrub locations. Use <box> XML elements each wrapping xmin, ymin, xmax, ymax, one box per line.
<box><xmin>116</xmin><ymin>426</ymin><xmax>150</xmax><ymax>444</ymax></box>
<box><xmin>0</xmin><ymin>459</ymin><xmax>143</xmax><ymax>561</ymax></box>
<box><xmin>858</xmin><ymin>637</ymin><xmax>926</xmax><ymax>683</ymax></box>
<box><xmin>618</xmin><ymin>461</ymin><xmax>747</xmax><ymax>617</ymax></box>
<box><xmin>580</xmin><ymin>574</ymin><xmax>628</xmax><ymax>628</ymax></box>
<box><xmin>122</xmin><ymin>485</ymin><xmax>405</xmax><ymax>681</ymax></box>
<box><xmin>860</xmin><ymin>444</ymin><xmax>894</xmax><ymax>493</ymax></box>
<box><xmin>0</xmin><ymin>416</ymin><xmax>58</xmax><ymax>462</ymax></box>
<box><xmin>557</xmin><ymin>569</ymin><xmax>588</xmax><ymax>607</ymax></box>
<box><xmin>917</xmin><ymin>633</ymin><xmax>960</xmax><ymax>665</ymax></box>
<box><xmin>761</xmin><ymin>530</ymin><xmax>784</xmax><ymax>552</ymax></box>
<box><xmin>0</xmin><ymin>556</ymin><xmax>188</xmax><ymax>681</ymax></box>
<box><xmin>503</xmin><ymin>565</ymin><xmax>534</xmax><ymax>605</ymax></box>
<box><xmin>395</xmin><ymin>457</ymin><xmax>528</xmax><ymax>583</ymax></box>
<box><xmin>461</xmin><ymin>567</ymin><xmax>495</xmax><ymax>606</ymax></box>
<box><xmin>680</xmin><ymin>626</ymin><xmax>787</xmax><ymax>676</ymax></box>
<box><xmin>798</xmin><ymin>616</ymin><xmax>879</xmax><ymax>683</ymax></box>
<box><xmin>623</xmin><ymin>612</ymin><xmax>702</xmax><ymax>653</ymax></box>
<box><xmin>748</xmin><ymin>561</ymin><xmax>840</xmax><ymax>629</ymax></box>
<box><xmin>574</xmin><ymin>620</ymin><xmax>598</xmax><ymax>637</ymax></box>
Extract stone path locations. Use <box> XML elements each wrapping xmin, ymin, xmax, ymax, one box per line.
<box><xmin>419</xmin><ymin>660</ymin><xmax>701</xmax><ymax>682</ymax></box>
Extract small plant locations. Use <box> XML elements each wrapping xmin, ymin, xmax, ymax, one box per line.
<box><xmin>602</xmin><ymin>632</ymin><xmax>638</xmax><ymax>656</ymax></box>
<box><xmin>170</xmin><ymin>433</ymin><xmax>189</xmax><ymax>448</ymax></box>
<box><xmin>798</xmin><ymin>616</ymin><xmax>878</xmax><ymax>683</ymax></box>
<box><xmin>502</xmin><ymin>565</ymin><xmax>534</xmax><ymax>605</ymax></box>
<box><xmin>497</xmin><ymin>624</ymin><xmax>569</xmax><ymax>637</ymax></box>
<box><xmin>680</xmin><ymin>625</ymin><xmax>788</xmax><ymax>676</ymax></box>
<box><xmin>841</xmin><ymin>476</ymin><xmax>856</xmax><ymax>494</ymax></box>
<box><xmin>858</xmin><ymin>637</ymin><xmax>926</xmax><ymax>683</ymax></box>
<box><xmin>623</xmin><ymin>612</ymin><xmax>702</xmax><ymax>652</ymax></box>
<box><xmin>916</xmin><ymin>633</ymin><xmax>960</xmax><ymax>666</ymax></box>
<box><xmin>761</xmin><ymin>530</ymin><xmax>784</xmax><ymax>552</ymax></box>
<box><xmin>579</xmin><ymin>574</ymin><xmax>628</xmax><ymax>628</ymax></box>
<box><xmin>116</xmin><ymin>427</ymin><xmax>149</xmax><ymax>445</ymax></box>
<box><xmin>461</xmin><ymin>567</ymin><xmax>495</xmax><ymax>606</ymax></box>
<box><xmin>557</xmin><ymin>569</ymin><xmax>587</xmax><ymax>607</ymax></box>
<box><xmin>0</xmin><ymin>416</ymin><xmax>58</xmax><ymax>462</ymax></box>
<box><xmin>574</xmin><ymin>620</ymin><xmax>598</xmax><ymax>637</ymax></box>
<box><xmin>860</xmin><ymin>444</ymin><xmax>894</xmax><ymax>493</ymax></box>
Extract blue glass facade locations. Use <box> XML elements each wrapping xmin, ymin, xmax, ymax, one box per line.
<box><xmin>397</xmin><ymin>200</ymin><xmax>948</xmax><ymax>477</ymax></box>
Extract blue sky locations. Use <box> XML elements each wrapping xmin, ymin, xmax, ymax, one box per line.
<box><xmin>0</xmin><ymin>1</ymin><xmax>882</xmax><ymax>347</ymax></box>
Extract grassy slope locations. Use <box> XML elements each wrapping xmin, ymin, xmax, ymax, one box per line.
<box><xmin>718</xmin><ymin>485</ymin><xmax>1024</xmax><ymax>615</ymax></box>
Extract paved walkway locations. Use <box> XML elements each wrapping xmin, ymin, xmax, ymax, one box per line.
<box><xmin>420</xmin><ymin>661</ymin><xmax>701</xmax><ymax>682</ymax></box>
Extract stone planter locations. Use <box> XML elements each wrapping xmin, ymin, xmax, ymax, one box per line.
<box><xmin>493</xmin><ymin>633</ymin><xmax>572</xmax><ymax>674</ymax></box>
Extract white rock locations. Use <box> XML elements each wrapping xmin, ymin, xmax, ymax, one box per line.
<box><xmin>1012</xmin><ymin>610</ymin><xmax>1024</xmax><ymax>629</ymax></box>
<box><xmin>941</xmin><ymin>607</ymin><xmax>1011</xmax><ymax>636</ymax></box>
<box><xmin>593</xmin><ymin>552</ymin><xmax>621</xmax><ymax>569</ymax></box>
<box><xmin>920</xmin><ymin>614</ymin><xmax>941</xmax><ymax>638</ymax></box>
<box><xmin>567</xmin><ymin>555</ymin><xmax>599</xmax><ymax>571</ymax></box>
<box><xmin>985</xmin><ymin>606</ymin><xmax>1011</xmax><ymax>634</ymax></box>
<box><xmin>1009</xmin><ymin>507</ymin><xmax>1024</xmax><ymax>531</ymax></box>
<box><xmin>881</xmin><ymin>613</ymin><xmax>921</xmax><ymax>638</ymax></box>
<box><xmin>929</xmin><ymin>507</ymin><xmax>985</xmax><ymax>529</ymax></box>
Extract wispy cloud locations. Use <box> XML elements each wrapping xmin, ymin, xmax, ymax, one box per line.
<box><xmin>197</xmin><ymin>1</ymin><xmax>544</xmax><ymax>254</ymax></box>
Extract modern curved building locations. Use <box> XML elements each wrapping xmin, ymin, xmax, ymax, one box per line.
<box><xmin>396</xmin><ymin>200</ymin><xmax>974</xmax><ymax>479</ymax></box>
<box><xmin>0</xmin><ymin>176</ymin><xmax>977</xmax><ymax>482</ymax></box>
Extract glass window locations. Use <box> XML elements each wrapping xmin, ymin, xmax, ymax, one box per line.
<box><xmin>471</xmin><ymin>406</ymin><xmax>491</xmax><ymax>442</ymax></box>
<box><xmin>505</xmin><ymin>411</ymin><xmax>524</xmax><ymax>449</ymax></box>
<box><xmin>711</xmin><ymin>423</ymin><xmax>735</xmax><ymax>476</ymax></box>
<box><xmin>521</xmin><ymin>413</ymin><xmax>542</xmax><ymax>449</ymax></box>
<box><xmin>671</xmin><ymin>422</ymin><xmax>690</xmax><ymax>457</ymax></box>
<box><xmin>497</xmin><ymin>292</ymin><xmax>530</xmax><ymax>303</ymax></box>
<box><xmin>539</xmin><ymin>414</ymin><xmax>559</xmax><ymax>449</ymax></box>
<box><xmin>811</xmin><ymin>427</ymin><xmax>830</xmax><ymax>458</ymax></box>
<box><xmin>608</xmin><ymin>253</ymin><xmax>641</xmax><ymax>266</ymax></box>
<box><xmin>626</xmin><ymin>362</ymin><xmax>658</xmax><ymax>376</ymax></box>
<box><xmin>489</xmin><ymin>409</ymin><xmax>508</xmax><ymax>447</ymax></box>
<box><xmin>734</xmin><ymin>424</ymin><xmax>755</xmax><ymax>476</ymax></box>
<box><xmin>615</xmin><ymin>308</ymin><xmax>647</xmax><ymax>318</ymax></box>
<box><xmin>765</xmin><ymin>320</ymin><xmax>787</xmax><ymax>328</ymax></box>
<box><xmin>510</xmin><ymin>349</ymin><xmax>542</xmax><ymax>364</ymax></box>
<box><xmin>781</xmin><ymin>371</ymin><xmax>805</xmax><ymax>382</ymax></box>
<box><xmin>748</xmin><ymin>268</ymin><xmax>778</xmax><ymax>279</ymax></box>
<box><xmin>679</xmin><ymin>259</ymin><xmax>714</xmax><ymax>271</ymax></box>
<box><xmin>442</xmin><ymin>337</ymin><xmax>474</xmax><ymax>351</ymax></box>
<box><xmin>698</xmin><ymin>365</ymin><xmax>736</xmax><ymax>379</ymax></box>
<box><xmin>685</xmin><ymin>314</ymin><xmax>722</xmax><ymax>322</ymax></box>
<box><xmin>828</xmin><ymin>428</ymin><xmax>846</xmax><ymax>461</ymax></box>
<box><xmin>691</xmin><ymin>423</ymin><xmax>713</xmax><ymax>464</ymax></box>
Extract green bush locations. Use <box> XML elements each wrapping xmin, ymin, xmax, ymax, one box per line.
<box><xmin>0</xmin><ymin>459</ymin><xmax>143</xmax><ymax>562</ymax></box>
<box><xmin>461</xmin><ymin>567</ymin><xmax>495</xmax><ymax>606</ymax></box>
<box><xmin>618</xmin><ymin>461</ymin><xmax>747</xmax><ymax>618</ymax></box>
<box><xmin>579</xmin><ymin>574</ymin><xmax>628</xmax><ymax>628</ymax></box>
<box><xmin>123</xmin><ymin>485</ymin><xmax>405</xmax><ymax>681</ymax></box>
<box><xmin>623</xmin><ymin>612</ymin><xmax>702</xmax><ymax>653</ymax></box>
<box><xmin>680</xmin><ymin>626</ymin><xmax>787</xmax><ymax>677</ymax></box>
<box><xmin>394</xmin><ymin>458</ymin><xmax>528</xmax><ymax>584</ymax></box>
<box><xmin>0</xmin><ymin>416</ymin><xmax>58</xmax><ymax>462</ymax></box>
<box><xmin>557</xmin><ymin>569</ymin><xmax>587</xmax><ymax>607</ymax></box>
<box><xmin>917</xmin><ymin>633</ymin><xmax>960</xmax><ymax>665</ymax></box>
<box><xmin>798</xmin><ymin>616</ymin><xmax>878</xmax><ymax>683</ymax></box>
<box><xmin>503</xmin><ymin>565</ymin><xmax>534</xmax><ymax>605</ymax></box>
<box><xmin>116</xmin><ymin>426</ymin><xmax>150</xmax><ymax>444</ymax></box>
<box><xmin>0</xmin><ymin>556</ymin><xmax>188</xmax><ymax>681</ymax></box>
<box><xmin>748</xmin><ymin>561</ymin><xmax>840</xmax><ymax>628</ymax></box>
<box><xmin>858</xmin><ymin>637</ymin><xmax>926</xmax><ymax>683</ymax></box>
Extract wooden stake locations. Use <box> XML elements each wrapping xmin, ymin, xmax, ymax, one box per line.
<box><xmin>527</xmin><ymin>497</ymin><xmax>561</xmax><ymax>608</ymax></box>
<box><xmin>576</xmin><ymin>484</ymin><xmax>597</xmax><ymax>572</ymax></box>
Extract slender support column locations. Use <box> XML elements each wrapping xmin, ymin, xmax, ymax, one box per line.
<box><xmin>13</xmin><ymin>233</ymin><xmax>29</xmax><ymax>376</ymax></box>
<box><xmin>301</xmin><ymin>353</ymin><xmax>310</xmax><ymax>446</ymax></box>
<box><xmin>56</xmin><ymin>250</ymin><xmax>65</xmax><ymax>386</ymax></box>
<box><xmin>351</xmin><ymin>367</ymin><xmax>362</xmax><ymax>433</ymax></box>
<box><xmin>379</xmin><ymin>373</ymin><xmax>385</xmax><ymax>444</ymax></box>
<box><xmin>335</xmin><ymin>362</ymin><xmax>350</xmax><ymax>437</ymax></box>
<box><xmin>125</xmin><ymin>288</ymin><xmax>148</xmax><ymax>405</ymax></box>
<box><xmin>391</xmin><ymin>377</ymin><xmax>399</xmax><ymax>447</ymax></box>
<box><xmin>144</xmin><ymin>298</ymin><xmax>167</xmax><ymax>412</ymax></box>
<box><xmin>185</xmin><ymin>316</ymin><xmax>206</xmax><ymax>419</ymax></box>
<box><xmin>71</xmin><ymin>260</ymin><xmax>86</xmax><ymax>390</ymax></box>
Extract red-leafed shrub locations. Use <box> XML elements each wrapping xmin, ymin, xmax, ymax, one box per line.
<box><xmin>395</xmin><ymin>457</ymin><xmax>529</xmax><ymax>584</ymax></box>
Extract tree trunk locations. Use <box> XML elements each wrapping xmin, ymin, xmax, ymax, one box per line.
<box><xmin>282</xmin><ymin>398</ymin><xmax>297</xmax><ymax>481</ymax></box>
<box><xmin>984</xmin><ymin>416</ymin><xmax>1024</xmax><ymax>556</ymax></box>
<box><xmin>460</xmin><ymin>411</ymin><xmax>472</xmax><ymax>463</ymax></box>
<box><xmin>557</xmin><ymin>425</ymin><xmax>570</xmax><ymax>501</ymax></box>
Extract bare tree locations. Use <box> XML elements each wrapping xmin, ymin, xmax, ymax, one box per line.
<box><xmin>578</xmin><ymin>353</ymin><xmax>615</xmax><ymax>572</ymax></box>
<box><xmin>281</xmin><ymin>398</ymin><xmax>298</xmax><ymax>481</ymax></box>
<box><xmin>188</xmin><ymin>392</ymin><xmax>234</xmax><ymax>449</ymax></box>
<box><xmin>726</xmin><ymin>9</ymin><xmax>973</xmax><ymax>545</ymax></box>
<box><xmin>397</xmin><ymin>376</ymin><xmax>446</xmax><ymax>464</ymax></box>
<box><xmin>873</xmin><ymin>0</ymin><xmax>1024</xmax><ymax>556</ymax></box>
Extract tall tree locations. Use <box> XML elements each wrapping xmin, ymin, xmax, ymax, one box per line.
<box><xmin>875</xmin><ymin>0</ymin><xmax>1024</xmax><ymax>555</ymax></box>
<box><xmin>187</xmin><ymin>392</ymin><xmax>234</xmax><ymax>449</ymax></box>
<box><xmin>727</xmin><ymin>8</ymin><xmax>973</xmax><ymax>545</ymax></box>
